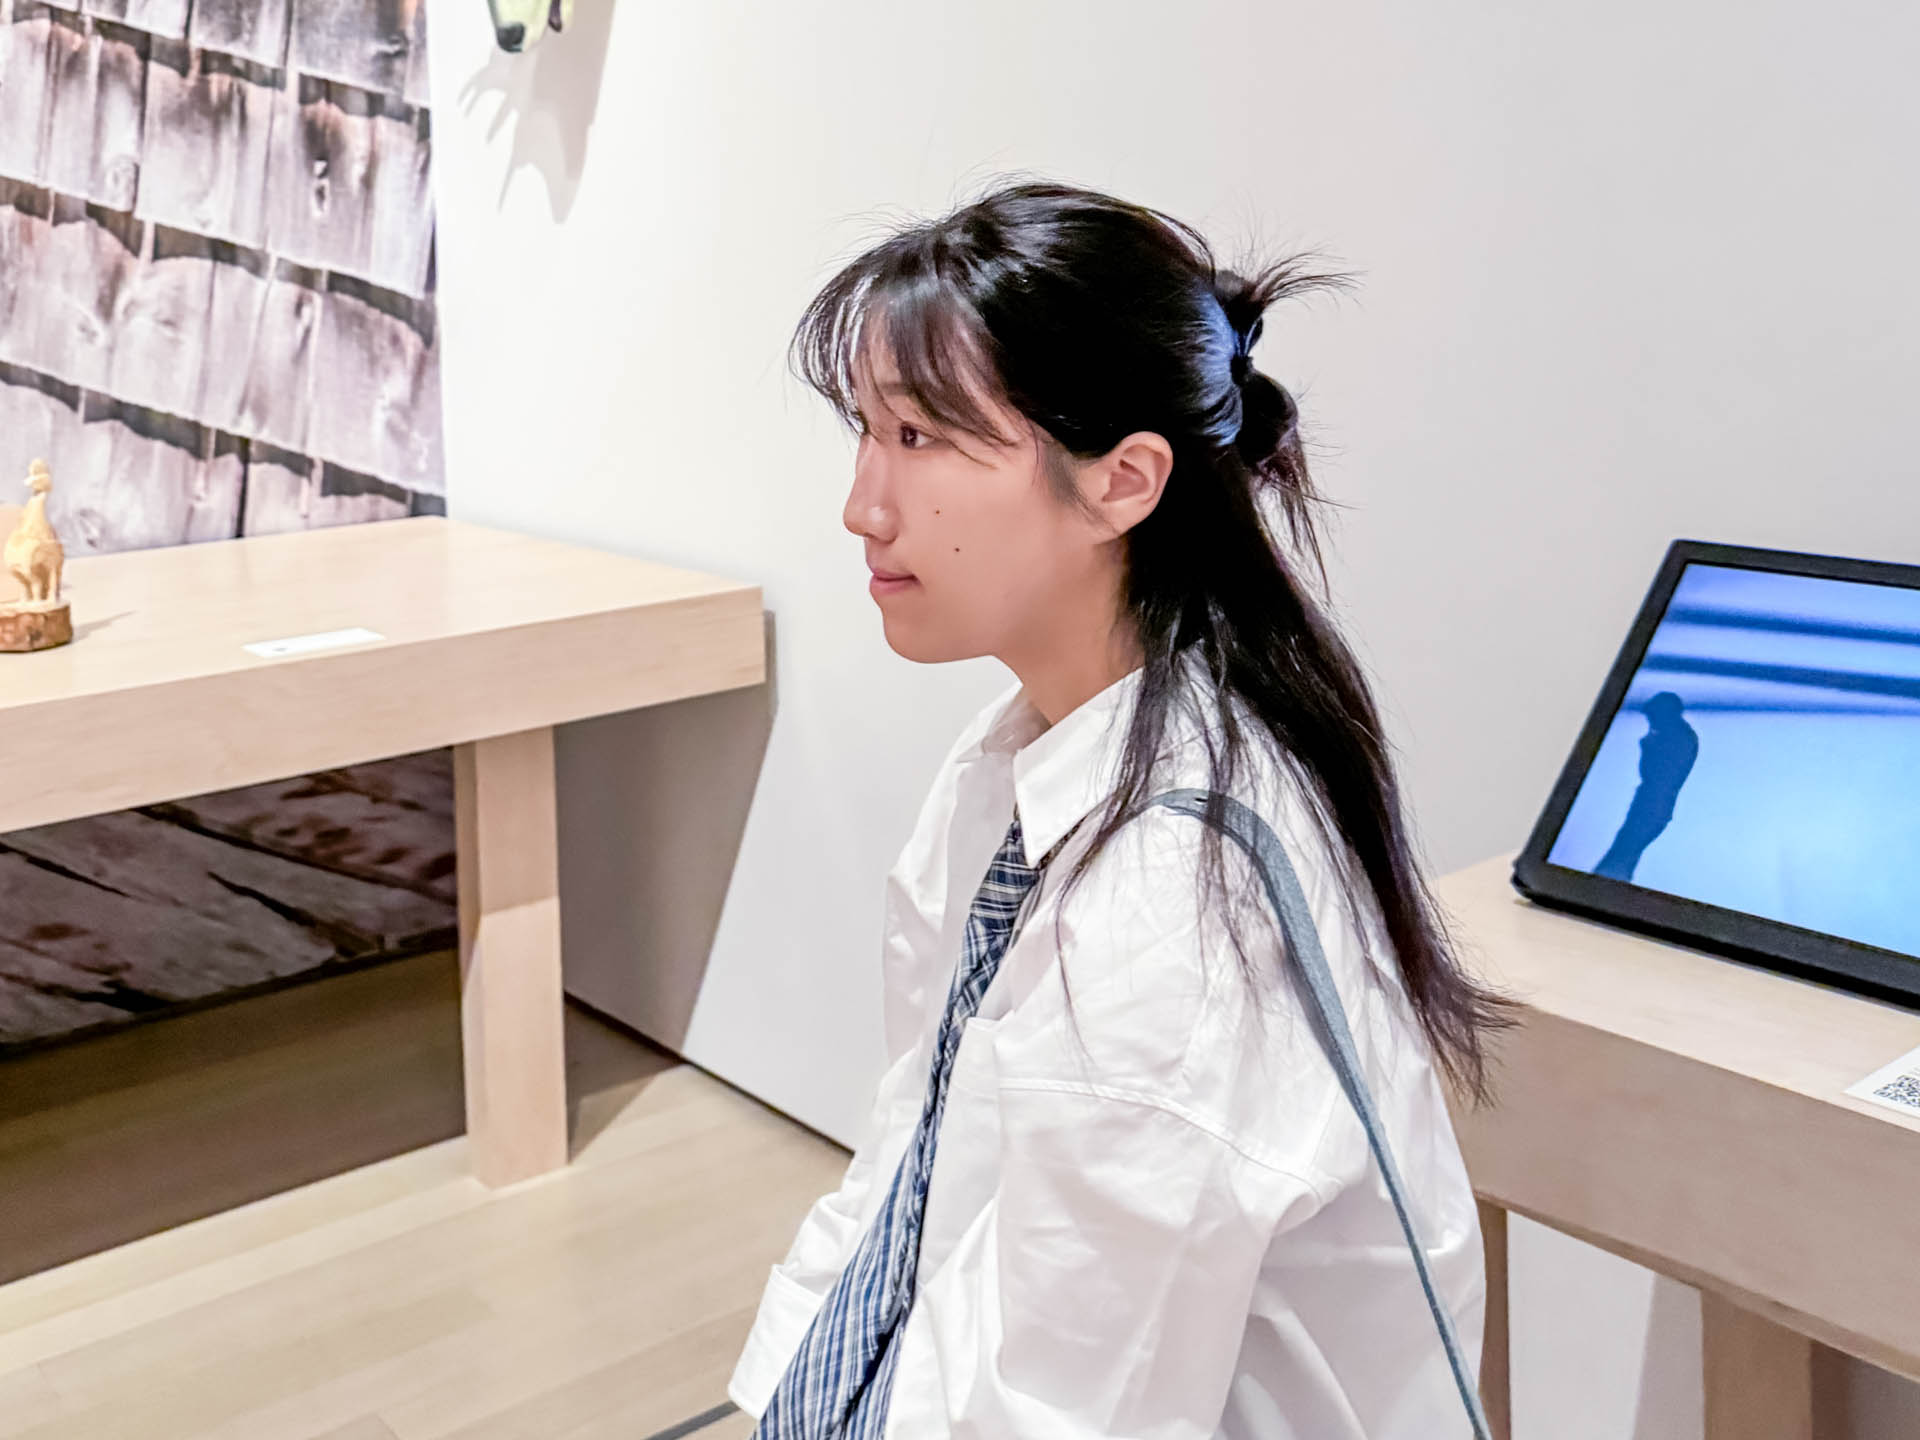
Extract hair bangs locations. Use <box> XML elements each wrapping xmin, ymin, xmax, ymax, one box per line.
<box><xmin>791</xmin><ymin>246</ymin><xmax>1021</xmax><ymax>451</ymax></box>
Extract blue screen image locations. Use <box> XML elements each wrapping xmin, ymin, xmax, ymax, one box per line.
<box><xmin>1547</xmin><ymin>563</ymin><xmax>1920</xmax><ymax>959</ymax></box>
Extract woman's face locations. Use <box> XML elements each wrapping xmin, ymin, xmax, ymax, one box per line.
<box><xmin>843</xmin><ymin>348</ymin><xmax>1113</xmax><ymax>668</ymax></box>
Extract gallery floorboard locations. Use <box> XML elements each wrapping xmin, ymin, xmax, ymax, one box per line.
<box><xmin>0</xmin><ymin>954</ymin><xmax>847</xmax><ymax>1439</ymax></box>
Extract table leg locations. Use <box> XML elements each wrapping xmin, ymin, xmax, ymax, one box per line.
<box><xmin>454</xmin><ymin>727</ymin><xmax>569</xmax><ymax>1187</ymax></box>
<box><xmin>1478</xmin><ymin>1198</ymin><xmax>1513</xmax><ymax>1440</ymax></box>
<box><xmin>1702</xmin><ymin>1290</ymin><xmax>1813</xmax><ymax>1440</ymax></box>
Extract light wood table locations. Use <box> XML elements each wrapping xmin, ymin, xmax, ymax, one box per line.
<box><xmin>0</xmin><ymin>516</ymin><xmax>764</xmax><ymax>1188</ymax></box>
<box><xmin>1439</xmin><ymin>855</ymin><xmax>1920</xmax><ymax>1440</ymax></box>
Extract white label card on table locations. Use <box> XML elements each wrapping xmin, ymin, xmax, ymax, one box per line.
<box><xmin>243</xmin><ymin>626</ymin><xmax>386</xmax><ymax>659</ymax></box>
<box><xmin>1845</xmin><ymin>1043</ymin><xmax>1920</xmax><ymax>1119</ymax></box>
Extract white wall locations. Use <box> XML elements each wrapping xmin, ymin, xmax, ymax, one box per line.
<box><xmin>425</xmin><ymin>2</ymin><xmax>1920</xmax><ymax>1435</ymax></box>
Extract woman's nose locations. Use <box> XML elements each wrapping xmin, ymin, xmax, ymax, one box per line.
<box><xmin>844</xmin><ymin>443</ymin><xmax>894</xmax><ymax>540</ymax></box>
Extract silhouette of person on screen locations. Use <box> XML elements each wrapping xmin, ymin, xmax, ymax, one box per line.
<box><xmin>1594</xmin><ymin>691</ymin><xmax>1699</xmax><ymax>883</ymax></box>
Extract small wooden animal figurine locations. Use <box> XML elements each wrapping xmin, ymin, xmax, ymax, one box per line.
<box><xmin>0</xmin><ymin>458</ymin><xmax>73</xmax><ymax>652</ymax></box>
<box><xmin>8</xmin><ymin>460</ymin><xmax>63</xmax><ymax>602</ymax></box>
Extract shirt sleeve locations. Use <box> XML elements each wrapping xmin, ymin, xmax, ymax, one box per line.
<box><xmin>730</xmin><ymin>707</ymin><xmax>993</xmax><ymax>1418</ymax></box>
<box><xmin>726</xmin><ymin>1037</ymin><xmax>924</xmax><ymax>1418</ymax></box>
<box><xmin>883</xmin><ymin>1082</ymin><xmax>1327</xmax><ymax>1439</ymax></box>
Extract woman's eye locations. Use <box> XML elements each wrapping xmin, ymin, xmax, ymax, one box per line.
<box><xmin>899</xmin><ymin>424</ymin><xmax>926</xmax><ymax>449</ymax></box>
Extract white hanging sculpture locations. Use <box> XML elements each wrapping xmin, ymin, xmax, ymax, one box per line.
<box><xmin>488</xmin><ymin>0</ymin><xmax>576</xmax><ymax>52</ymax></box>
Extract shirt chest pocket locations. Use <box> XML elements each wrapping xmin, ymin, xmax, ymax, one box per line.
<box><xmin>913</xmin><ymin>1014</ymin><xmax>1003</xmax><ymax>1290</ymax></box>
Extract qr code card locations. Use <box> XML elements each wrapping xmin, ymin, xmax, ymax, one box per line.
<box><xmin>1846</xmin><ymin>1044</ymin><xmax>1920</xmax><ymax>1119</ymax></box>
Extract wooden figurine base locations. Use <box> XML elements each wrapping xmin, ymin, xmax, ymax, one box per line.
<box><xmin>0</xmin><ymin>601</ymin><xmax>73</xmax><ymax>651</ymax></box>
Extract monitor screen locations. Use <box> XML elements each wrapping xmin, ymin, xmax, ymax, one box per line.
<box><xmin>1544</xmin><ymin>562</ymin><xmax>1920</xmax><ymax>960</ymax></box>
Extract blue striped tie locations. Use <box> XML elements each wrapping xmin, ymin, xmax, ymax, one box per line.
<box><xmin>754</xmin><ymin>812</ymin><xmax>1045</xmax><ymax>1439</ymax></box>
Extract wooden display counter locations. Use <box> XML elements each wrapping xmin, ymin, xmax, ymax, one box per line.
<box><xmin>1440</xmin><ymin>855</ymin><xmax>1920</xmax><ymax>1440</ymax></box>
<box><xmin>0</xmin><ymin>516</ymin><xmax>764</xmax><ymax>1188</ymax></box>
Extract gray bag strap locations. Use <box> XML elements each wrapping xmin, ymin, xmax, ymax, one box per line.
<box><xmin>1146</xmin><ymin>788</ymin><xmax>1493</xmax><ymax>1440</ymax></box>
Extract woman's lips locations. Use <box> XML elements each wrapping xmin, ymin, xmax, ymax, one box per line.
<box><xmin>869</xmin><ymin>570</ymin><xmax>918</xmax><ymax>597</ymax></box>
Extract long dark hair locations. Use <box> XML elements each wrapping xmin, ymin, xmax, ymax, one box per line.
<box><xmin>795</xmin><ymin>180</ymin><xmax>1514</xmax><ymax>1103</ymax></box>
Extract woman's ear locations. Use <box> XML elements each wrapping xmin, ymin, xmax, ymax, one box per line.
<box><xmin>1087</xmin><ymin>431</ymin><xmax>1175</xmax><ymax>538</ymax></box>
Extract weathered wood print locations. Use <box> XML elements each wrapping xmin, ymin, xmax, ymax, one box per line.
<box><xmin>136</xmin><ymin>38</ymin><xmax>278</xmax><ymax>246</ymax></box>
<box><xmin>288</xmin><ymin>0</ymin><xmax>427</xmax><ymax>107</ymax></box>
<box><xmin>185</xmin><ymin>0</ymin><xmax>289</xmax><ymax>69</ymax></box>
<box><xmin>0</xmin><ymin>0</ymin><xmax>452</xmax><ymax>1050</ymax></box>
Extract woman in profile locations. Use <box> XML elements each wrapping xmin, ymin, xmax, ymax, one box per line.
<box><xmin>728</xmin><ymin>180</ymin><xmax>1512</xmax><ymax>1439</ymax></box>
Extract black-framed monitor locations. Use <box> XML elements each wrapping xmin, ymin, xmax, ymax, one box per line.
<box><xmin>1512</xmin><ymin>539</ymin><xmax>1920</xmax><ymax>1007</ymax></box>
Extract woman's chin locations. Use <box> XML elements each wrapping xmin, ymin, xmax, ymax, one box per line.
<box><xmin>883</xmin><ymin>632</ymin><xmax>949</xmax><ymax>665</ymax></box>
<box><xmin>879</xmin><ymin>620</ymin><xmax>975</xmax><ymax>666</ymax></box>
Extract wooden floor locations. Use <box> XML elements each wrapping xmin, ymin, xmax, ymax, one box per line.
<box><xmin>0</xmin><ymin>953</ymin><xmax>849</xmax><ymax>1439</ymax></box>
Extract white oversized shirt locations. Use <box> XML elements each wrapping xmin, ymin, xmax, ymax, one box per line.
<box><xmin>729</xmin><ymin>655</ymin><xmax>1486</xmax><ymax>1439</ymax></box>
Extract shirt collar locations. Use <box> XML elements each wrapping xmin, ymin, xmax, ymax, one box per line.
<box><xmin>969</xmin><ymin>652</ymin><xmax>1212</xmax><ymax>867</ymax></box>
<box><xmin>1011</xmin><ymin>666</ymin><xmax>1141</xmax><ymax>866</ymax></box>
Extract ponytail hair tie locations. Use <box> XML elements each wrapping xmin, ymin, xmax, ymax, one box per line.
<box><xmin>1211</xmin><ymin>287</ymin><xmax>1298</xmax><ymax>459</ymax></box>
<box><xmin>1228</xmin><ymin>312</ymin><xmax>1264</xmax><ymax>386</ymax></box>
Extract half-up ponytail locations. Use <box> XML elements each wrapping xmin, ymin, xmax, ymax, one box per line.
<box><xmin>794</xmin><ymin>180</ymin><xmax>1516</xmax><ymax>1103</ymax></box>
<box><xmin>1213</xmin><ymin>266</ymin><xmax>1319</xmax><ymax>563</ymax></box>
